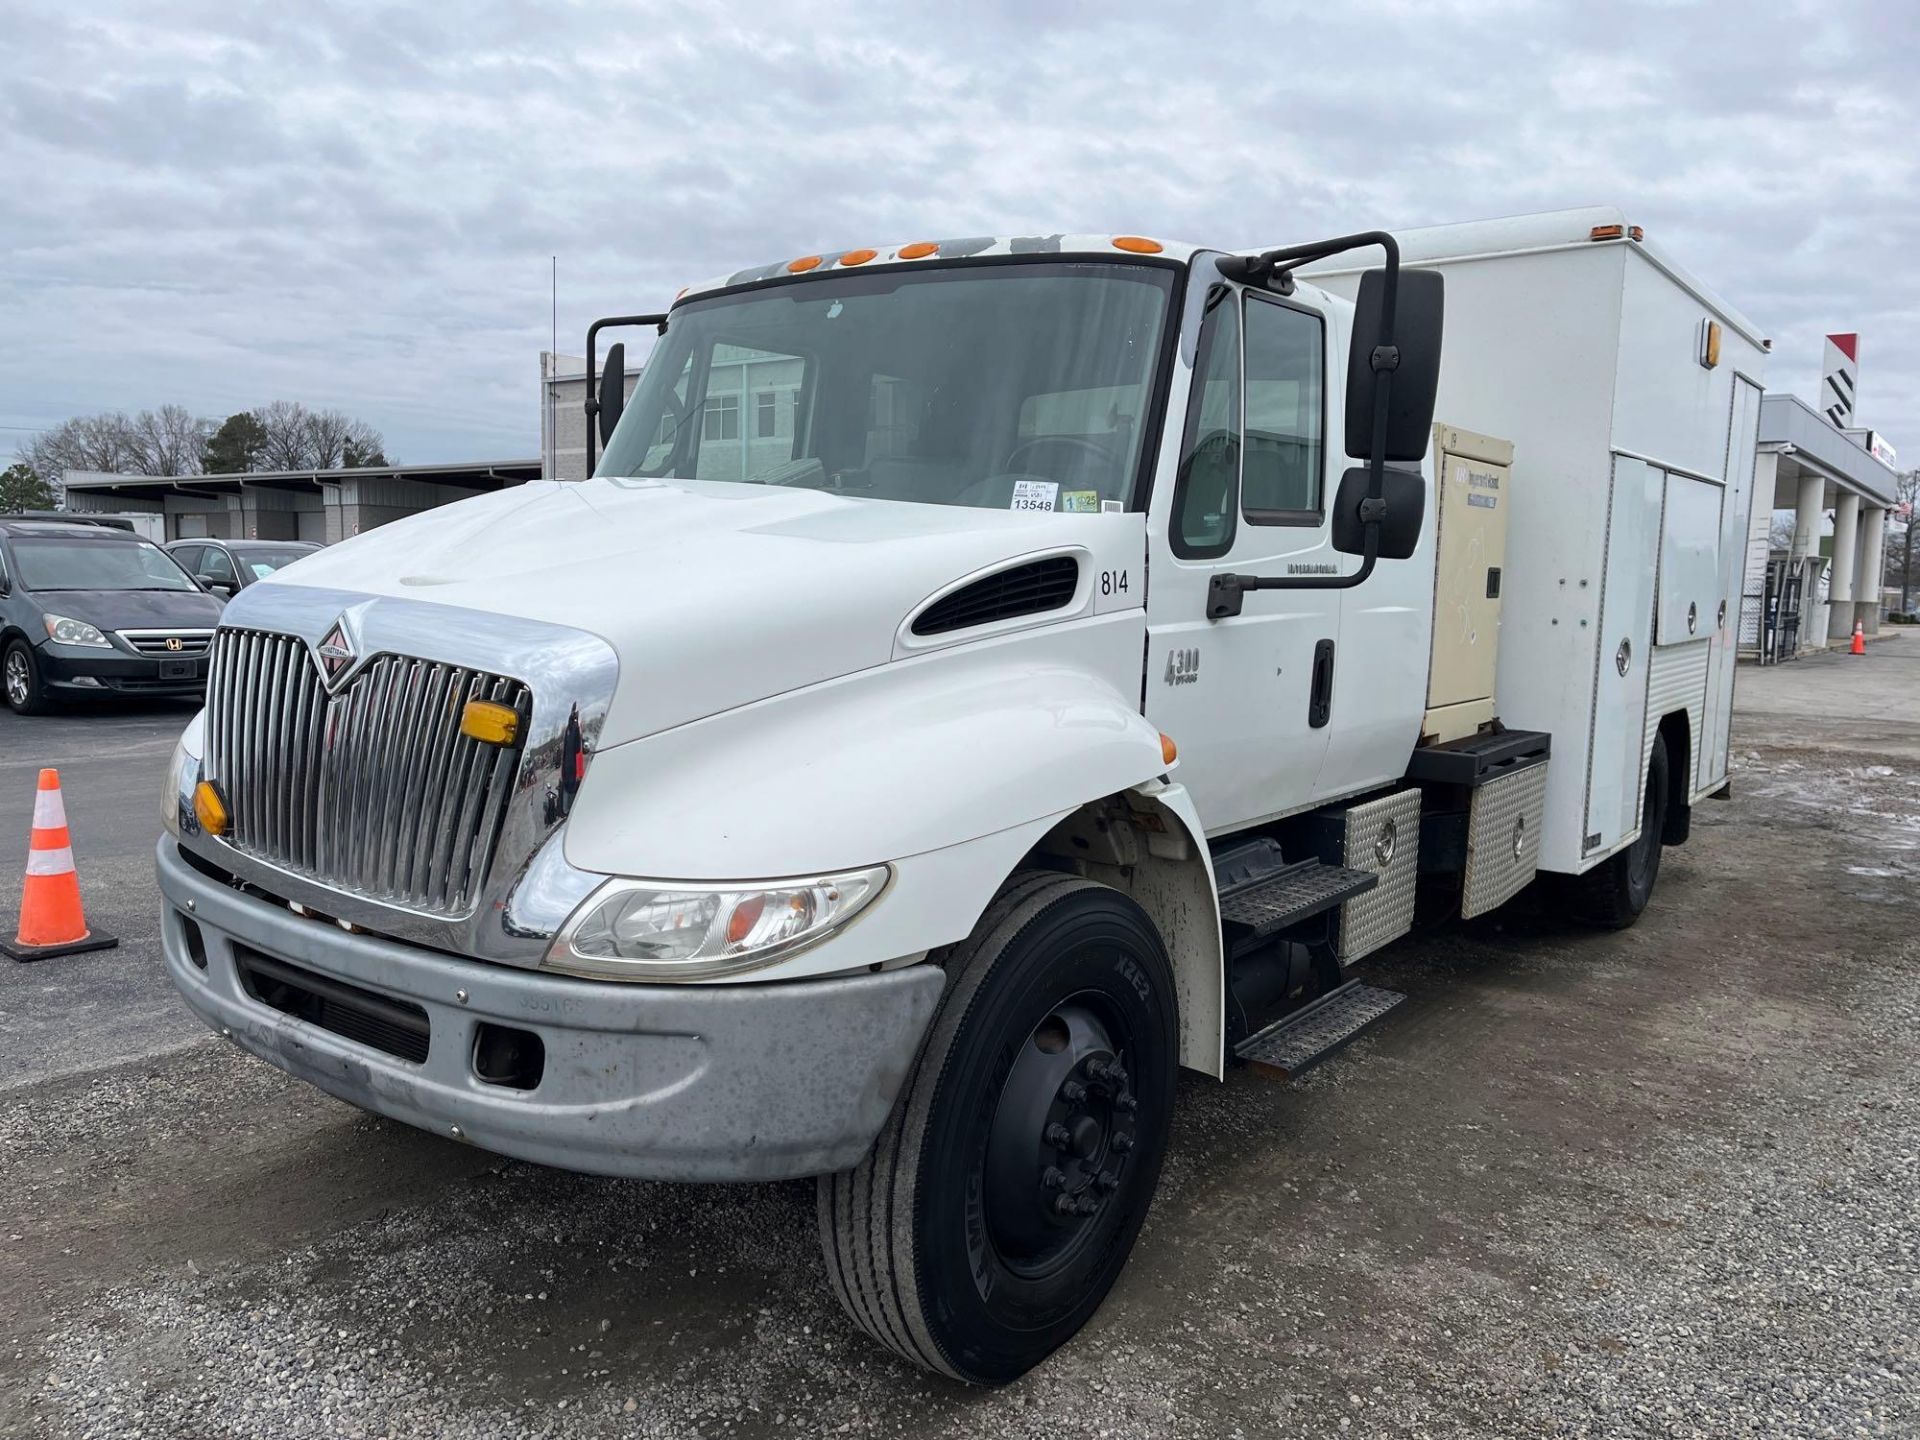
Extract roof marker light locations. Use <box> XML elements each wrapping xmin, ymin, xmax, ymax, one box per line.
<box><xmin>898</xmin><ymin>241</ymin><xmax>939</xmax><ymax>259</ymax></box>
<box><xmin>1112</xmin><ymin>236</ymin><xmax>1164</xmax><ymax>254</ymax></box>
<box><xmin>788</xmin><ymin>255</ymin><xmax>823</xmax><ymax>273</ymax></box>
<box><xmin>1589</xmin><ymin>224</ymin><xmax>1625</xmax><ymax>241</ymax></box>
<box><xmin>1629</xmin><ymin>225</ymin><xmax>1645</xmax><ymax>242</ymax></box>
<box><xmin>840</xmin><ymin>248</ymin><xmax>878</xmax><ymax>267</ymax></box>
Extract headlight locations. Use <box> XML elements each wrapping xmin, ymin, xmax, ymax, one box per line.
<box><xmin>548</xmin><ymin>866</ymin><xmax>888</xmax><ymax>980</ymax></box>
<box><xmin>44</xmin><ymin>614</ymin><xmax>111</xmax><ymax>649</ymax></box>
<box><xmin>162</xmin><ymin>711</ymin><xmax>206</xmax><ymax>839</ymax></box>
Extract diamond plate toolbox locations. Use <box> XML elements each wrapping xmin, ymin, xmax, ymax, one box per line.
<box><xmin>1334</xmin><ymin>789</ymin><xmax>1422</xmax><ymax>962</ymax></box>
<box><xmin>1463</xmin><ymin>760</ymin><xmax>1549</xmax><ymax>918</ymax></box>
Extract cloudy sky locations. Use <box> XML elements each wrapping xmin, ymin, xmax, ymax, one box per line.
<box><xmin>3</xmin><ymin>0</ymin><xmax>1914</xmax><ymax>468</ymax></box>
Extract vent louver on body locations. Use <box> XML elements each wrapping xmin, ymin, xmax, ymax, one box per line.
<box><xmin>911</xmin><ymin>556</ymin><xmax>1080</xmax><ymax>636</ymax></box>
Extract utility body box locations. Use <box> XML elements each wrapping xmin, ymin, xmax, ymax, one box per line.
<box><xmin>1316</xmin><ymin>212</ymin><xmax>1767</xmax><ymax>871</ymax></box>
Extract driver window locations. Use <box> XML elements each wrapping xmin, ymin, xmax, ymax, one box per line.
<box><xmin>197</xmin><ymin>547</ymin><xmax>236</xmax><ymax>583</ymax></box>
<box><xmin>1242</xmin><ymin>295</ymin><xmax>1325</xmax><ymax>523</ymax></box>
<box><xmin>1170</xmin><ymin>290</ymin><xmax>1242</xmax><ymax>559</ymax></box>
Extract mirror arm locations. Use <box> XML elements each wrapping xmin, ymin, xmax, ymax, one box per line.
<box><xmin>1207</xmin><ymin>231</ymin><xmax>1400</xmax><ymax>618</ymax></box>
<box><xmin>582</xmin><ymin>311</ymin><xmax>668</xmax><ymax>474</ymax></box>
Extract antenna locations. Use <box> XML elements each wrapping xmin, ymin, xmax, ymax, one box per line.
<box><xmin>550</xmin><ymin>255</ymin><xmax>558</xmax><ymax>359</ymax></box>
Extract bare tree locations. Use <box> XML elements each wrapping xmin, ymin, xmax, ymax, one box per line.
<box><xmin>123</xmin><ymin>404</ymin><xmax>212</xmax><ymax>477</ymax></box>
<box><xmin>21</xmin><ymin>414</ymin><xmax>135</xmax><ymax>493</ymax></box>
<box><xmin>1893</xmin><ymin>470</ymin><xmax>1920</xmax><ymax>614</ymax></box>
<box><xmin>254</xmin><ymin>400</ymin><xmax>316</xmax><ymax>471</ymax></box>
<box><xmin>250</xmin><ymin>401</ymin><xmax>388</xmax><ymax>471</ymax></box>
<box><xmin>1768</xmin><ymin>513</ymin><xmax>1798</xmax><ymax>552</ymax></box>
<box><xmin>19</xmin><ymin>402</ymin><xmax>390</xmax><ymax>498</ymax></box>
<box><xmin>302</xmin><ymin>409</ymin><xmax>387</xmax><ymax>469</ymax></box>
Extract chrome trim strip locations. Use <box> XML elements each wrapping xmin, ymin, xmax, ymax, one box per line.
<box><xmin>175</xmin><ymin>582</ymin><xmax>619</xmax><ymax>965</ymax></box>
<box><xmin>117</xmin><ymin>627</ymin><xmax>216</xmax><ymax>657</ymax></box>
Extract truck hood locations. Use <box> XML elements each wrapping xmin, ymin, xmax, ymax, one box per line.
<box><xmin>256</xmin><ymin>478</ymin><xmax>1141</xmax><ymax>748</ymax></box>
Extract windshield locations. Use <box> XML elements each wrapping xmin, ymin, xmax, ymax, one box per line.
<box><xmin>12</xmin><ymin>539</ymin><xmax>198</xmax><ymax>592</ymax></box>
<box><xmin>598</xmin><ymin>261</ymin><xmax>1176</xmax><ymax>513</ymax></box>
<box><xmin>233</xmin><ymin>546</ymin><xmax>315</xmax><ymax>580</ymax></box>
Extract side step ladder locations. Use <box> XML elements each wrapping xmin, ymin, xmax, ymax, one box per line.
<box><xmin>1217</xmin><ymin>858</ymin><xmax>1377</xmax><ymax>940</ymax></box>
<box><xmin>1232</xmin><ymin>981</ymin><xmax>1406</xmax><ymax>1078</ymax></box>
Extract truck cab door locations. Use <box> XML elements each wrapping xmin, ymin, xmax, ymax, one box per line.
<box><xmin>1146</xmin><ymin>278</ymin><xmax>1342</xmax><ymax>833</ymax></box>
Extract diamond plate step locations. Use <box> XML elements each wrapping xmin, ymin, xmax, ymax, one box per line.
<box><xmin>1216</xmin><ymin>859</ymin><xmax>1378</xmax><ymax>939</ymax></box>
<box><xmin>1232</xmin><ymin>981</ymin><xmax>1406</xmax><ymax>1077</ymax></box>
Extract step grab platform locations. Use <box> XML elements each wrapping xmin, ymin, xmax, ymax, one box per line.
<box><xmin>1216</xmin><ymin>858</ymin><xmax>1378</xmax><ymax>940</ymax></box>
<box><xmin>1232</xmin><ymin>981</ymin><xmax>1406</xmax><ymax>1078</ymax></box>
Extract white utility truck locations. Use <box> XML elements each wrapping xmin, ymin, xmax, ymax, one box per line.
<box><xmin>159</xmin><ymin>206</ymin><xmax>1765</xmax><ymax>1382</ymax></box>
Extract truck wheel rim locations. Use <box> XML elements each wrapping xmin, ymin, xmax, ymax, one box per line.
<box><xmin>981</xmin><ymin>993</ymin><xmax>1140</xmax><ymax>1282</ymax></box>
<box><xmin>4</xmin><ymin>652</ymin><xmax>25</xmax><ymax>707</ymax></box>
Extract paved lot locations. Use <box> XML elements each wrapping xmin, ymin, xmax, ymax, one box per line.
<box><xmin>3</xmin><ymin>648</ymin><xmax>1918</xmax><ymax>1438</ymax></box>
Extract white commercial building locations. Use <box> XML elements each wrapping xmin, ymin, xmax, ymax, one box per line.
<box><xmin>1744</xmin><ymin>393</ymin><xmax>1901</xmax><ymax>661</ymax></box>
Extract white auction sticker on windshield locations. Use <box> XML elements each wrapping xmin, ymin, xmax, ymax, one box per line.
<box><xmin>1011</xmin><ymin>480</ymin><xmax>1058</xmax><ymax>512</ymax></box>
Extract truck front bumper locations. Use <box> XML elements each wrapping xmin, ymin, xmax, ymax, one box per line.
<box><xmin>156</xmin><ymin>839</ymin><xmax>944</xmax><ymax>1181</ymax></box>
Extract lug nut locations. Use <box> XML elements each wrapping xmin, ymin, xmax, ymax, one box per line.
<box><xmin>1076</xmin><ymin>1195</ymin><xmax>1099</xmax><ymax>1216</ymax></box>
<box><xmin>1096</xmin><ymin>1170</ymin><xmax>1119</xmax><ymax>1192</ymax></box>
<box><xmin>1111</xmin><ymin>1132</ymin><xmax>1134</xmax><ymax>1153</ymax></box>
<box><xmin>1053</xmin><ymin>1194</ymin><xmax>1078</xmax><ymax>1216</ymax></box>
<box><xmin>1106</xmin><ymin>1063</ymin><xmax>1129</xmax><ymax>1087</ymax></box>
<box><xmin>1062</xmin><ymin>1080</ymin><xmax>1087</xmax><ymax>1103</ymax></box>
<box><xmin>1041</xmin><ymin>1166</ymin><xmax>1066</xmax><ymax>1191</ymax></box>
<box><xmin>1115</xmin><ymin>1091</ymin><xmax>1137</xmax><ymax>1113</ymax></box>
<box><xmin>1045</xmin><ymin>1122</ymin><xmax>1071</xmax><ymax>1148</ymax></box>
<box><xmin>1086</xmin><ymin>1057</ymin><xmax>1109</xmax><ymax>1080</ymax></box>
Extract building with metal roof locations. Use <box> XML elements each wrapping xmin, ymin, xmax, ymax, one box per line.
<box><xmin>60</xmin><ymin>458</ymin><xmax>542</xmax><ymax>544</ymax></box>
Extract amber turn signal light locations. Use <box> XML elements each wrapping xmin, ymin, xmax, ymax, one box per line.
<box><xmin>461</xmin><ymin>700</ymin><xmax>521</xmax><ymax>746</ymax></box>
<box><xmin>193</xmin><ymin>780</ymin><xmax>229</xmax><ymax>837</ymax></box>
<box><xmin>1159</xmin><ymin>732</ymin><xmax>1178</xmax><ymax>766</ymax></box>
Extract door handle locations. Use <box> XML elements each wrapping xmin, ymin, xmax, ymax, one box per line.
<box><xmin>1308</xmin><ymin>639</ymin><xmax>1335</xmax><ymax>729</ymax></box>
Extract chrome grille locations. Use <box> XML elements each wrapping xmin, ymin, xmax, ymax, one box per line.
<box><xmin>203</xmin><ymin>627</ymin><xmax>528</xmax><ymax>916</ymax></box>
<box><xmin>119</xmin><ymin>628</ymin><xmax>214</xmax><ymax>657</ymax></box>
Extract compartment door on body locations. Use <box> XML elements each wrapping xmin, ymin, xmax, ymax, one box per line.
<box><xmin>1147</xmin><ymin>285</ymin><xmax>1340</xmax><ymax>833</ymax></box>
<box><xmin>1703</xmin><ymin>377</ymin><xmax>1762</xmax><ymax>790</ymax></box>
<box><xmin>1584</xmin><ymin>456</ymin><xmax>1664</xmax><ymax>861</ymax></box>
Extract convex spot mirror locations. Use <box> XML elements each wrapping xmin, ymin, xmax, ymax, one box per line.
<box><xmin>1344</xmin><ymin>267</ymin><xmax>1444</xmax><ymax>463</ymax></box>
<box><xmin>1330</xmin><ymin>464</ymin><xmax>1425</xmax><ymax>559</ymax></box>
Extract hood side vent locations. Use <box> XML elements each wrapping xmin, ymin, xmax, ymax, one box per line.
<box><xmin>911</xmin><ymin>556</ymin><xmax>1080</xmax><ymax>637</ymax></box>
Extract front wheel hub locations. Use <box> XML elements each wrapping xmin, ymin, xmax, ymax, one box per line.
<box><xmin>983</xmin><ymin>999</ymin><xmax>1142</xmax><ymax>1276</ymax></box>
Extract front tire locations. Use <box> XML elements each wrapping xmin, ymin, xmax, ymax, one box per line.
<box><xmin>1571</xmin><ymin>734</ymin><xmax>1669</xmax><ymax>929</ymax></box>
<box><xmin>3</xmin><ymin>640</ymin><xmax>54</xmax><ymax>715</ymax></box>
<box><xmin>818</xmin><ymin>872</ymin><xmax>1178</xmax><ymax>1384</ymax></box>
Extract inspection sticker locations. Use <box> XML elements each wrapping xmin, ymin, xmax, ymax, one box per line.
<box><xmin>1061</xmin><ymin>489</ymin><xmax>1101</xmax><ymax>513</ymax></box>
<box><xmin>1010</xmin><ymin>479</ymin><xmax>1058</xmax><ymax>512</ymax></box>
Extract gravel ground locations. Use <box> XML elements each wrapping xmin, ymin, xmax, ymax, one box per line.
<box><xmin>4</xmin><ymin>649</ymin><xmax>1919</xmax><ymax>1437</ymax></box>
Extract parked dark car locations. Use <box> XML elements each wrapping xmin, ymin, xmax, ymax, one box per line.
<box><xmin>0</xmin><ymin>518</ymin><xmax>226</xmax><ymax>714</ymax></box>
<box><xmin>164</xmin><ymin>538</ymin><xmax>320</xmax><ymax>597</ymax></box>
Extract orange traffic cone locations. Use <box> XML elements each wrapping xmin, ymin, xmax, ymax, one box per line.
<box><xmin>1851</xmin><ymin>620</ymin><xmax>1866</xmax><ymax>656</ymax></box>
<box><xmin>3</xmin><ymin>769</ymin><xmax>117</xmax><ymax>962</ymax></box>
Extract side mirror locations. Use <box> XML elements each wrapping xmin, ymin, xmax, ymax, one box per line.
<box><xmin>207</xmin><ymin>581</ymin><xmax>235</xmax><ymax>599</ymax></box>
<box><xmin>1331</xmin><ymin>464</ymin><xmax>1425</xmax><ymax>559</ymax></box>
<box><xmin>1344</xmin><ymin>268</ymin><xmax>1444</xmax><ymax>463</ymax></box>
<box><xmin>597</xmin><ymin>342</ymin><xmax>626</xmax><ymax>446</ymax></box>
